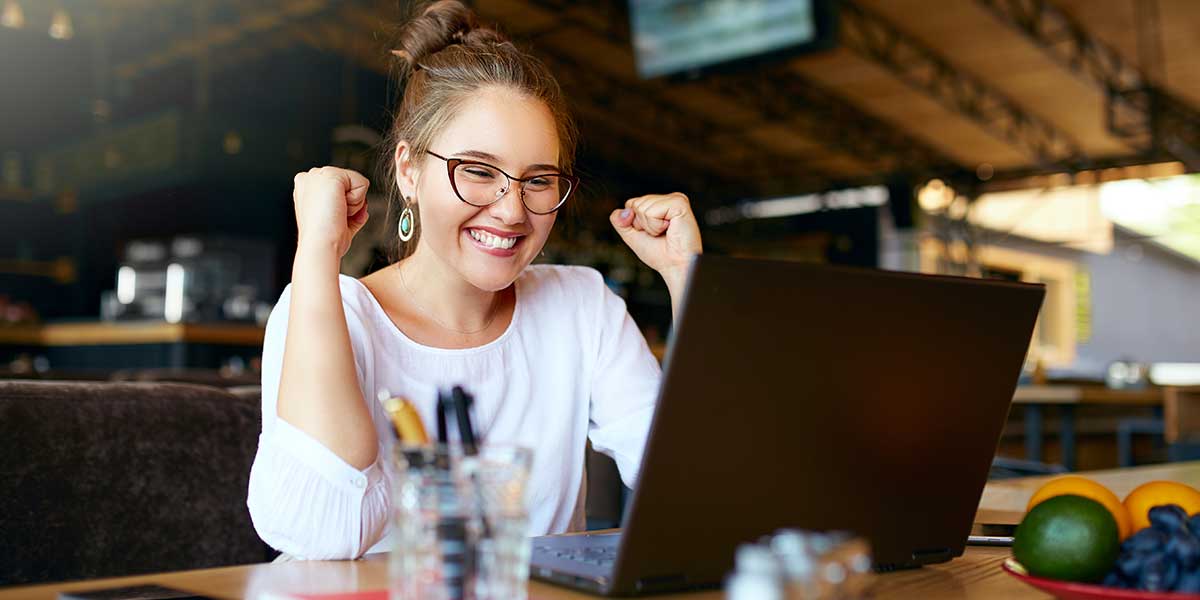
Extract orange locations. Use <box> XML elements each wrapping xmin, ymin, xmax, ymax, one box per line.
<box><xmin>1123</xmin><ymin>480</ymin><xmax>1200</xmax><ymax>533</ymax></box>
<box><xmin>1026</xmin><ymin>476</ymin><xmax>1132</xmax><ymax>540</ymax></box>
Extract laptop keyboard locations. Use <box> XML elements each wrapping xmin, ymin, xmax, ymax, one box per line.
<box><xmin>534</xmin><ymin>544</ymin><xmax>618</xmax><ymax>567</ymax></box>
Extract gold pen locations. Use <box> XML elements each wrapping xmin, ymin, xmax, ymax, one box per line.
<box><xmin>378</xmin><ymin>390</ymin><xmax>430</xmax><ymax>444</ymax></box>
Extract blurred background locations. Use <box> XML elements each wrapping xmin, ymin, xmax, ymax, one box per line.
<box><xmin>1</xmin><ymin>0</ymin><xmax>1199</xmax><ymax>471</ymax></box>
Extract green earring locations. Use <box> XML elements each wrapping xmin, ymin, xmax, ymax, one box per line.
<box><xmin>399</xmin><ymin>198</ymin><xmax>415</xmax><ymax>242</ymax></box>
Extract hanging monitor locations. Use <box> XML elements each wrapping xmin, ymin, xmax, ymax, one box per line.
<box><xmin>629</xmin><ymin>0</ymin><xmax>838</xmax><ymax>79</ymax></box>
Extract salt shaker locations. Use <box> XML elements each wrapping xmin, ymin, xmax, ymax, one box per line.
<box><xmin>725</xmin><ymin>544</ymin><xmax>785</xmax><ymax>600</ymax></box>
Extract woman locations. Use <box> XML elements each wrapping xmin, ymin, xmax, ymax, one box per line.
<box><xmin>247</xmin><ymin>0</ymin><xmax>702</xmax><ymax>560</ymax></box>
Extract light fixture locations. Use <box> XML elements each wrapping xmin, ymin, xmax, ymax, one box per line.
<box><xmin>1</xmin><ymin>0</ymin><xmax>24</xmax><ymax>29</ymax></box>
<box><xmin>48</xmin><ymin>7</ymin><xmax>72</xmax><ymax>40</ymax></box>
<box><xmin>1150</xmin><ymin>363</ymin><xmax>1200</xmax><ymax>386</ymax></box>
<box><xmin>917</xmin><ymin>179</ymin><xmax>954</xmax><ymax>212</ymax></box>
<box><xmin>164</xmin><ymin>263</ymin><xmax>185</xmax><ymax>323</ymax></box>
<box><xmin>223</xmin><ymin>131</ymin><xmax>243</xmax><ymax>155</ymax></box>
<box><xmin>116</xmin><ymin>267</ymin><xmax>136</xmax><ymax>304</ymax></box>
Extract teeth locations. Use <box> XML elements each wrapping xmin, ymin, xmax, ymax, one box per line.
<box><xmin>468</xmin><ymin>229</ymin><xmax>517</xmax><ymax>250</ymax></box>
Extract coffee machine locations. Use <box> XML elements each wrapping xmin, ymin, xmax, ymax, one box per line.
<box><xmin>102</xmin><ymin>236</ymin><xmax>275</xmax><ymax>324</ymax></box>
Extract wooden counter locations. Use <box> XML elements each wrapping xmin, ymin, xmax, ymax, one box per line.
<box><xmin>0</xmin><ymin>321</ymin><xmax>265</xmax><ymax>347</ymax></box>
<box><xmin>0</xmin><ymin>321</ymin><xmax>266</xmax><ymax>370</ymax></box>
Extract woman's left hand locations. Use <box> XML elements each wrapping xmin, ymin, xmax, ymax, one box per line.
<box><xmin>610</xmin><ymin>192</ymin><xmax>703</xmax><ymax>286</ymax></box>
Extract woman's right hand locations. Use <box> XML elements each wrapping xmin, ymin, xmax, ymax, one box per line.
<box><xmin>292</xmin><ymin>166</ymin><xmax>371</xmax><ymax>257</ymax></box>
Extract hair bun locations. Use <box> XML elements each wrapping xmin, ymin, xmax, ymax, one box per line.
<box><xmin>391</xmin><ymin>0</ymin><xmax>507</xmax><ymax>71</ymax></box>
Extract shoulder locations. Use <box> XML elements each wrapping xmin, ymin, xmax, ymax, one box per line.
<box><xmin>520</xmin><ymin>264</ymin><xmax>606</xmax><ymax>291</ymax></box>
<box><xmin>518</xmin><ymin>264</ymin><xmax>609</xmax><ymax>302</ymax></box>
<box><xmin>269</xmin><ymin>274</ymin><xmax>382</xmax><ymax>330</ymax></box>
<box><xmin>335</xmin><ymin>274</ymin><xmax>381</xmax><ymax>322</ymax></box>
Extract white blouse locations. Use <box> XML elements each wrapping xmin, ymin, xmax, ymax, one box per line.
<box><xmin>246</xmin><ymin>264</ymin><xmax>662</xmax><ymax>560</ymax></box>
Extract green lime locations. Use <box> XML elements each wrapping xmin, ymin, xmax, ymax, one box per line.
<box><xmin>1013</xmin><ymin>494</ymin><xmax>1120</xmax><ymax>583</ymax></box>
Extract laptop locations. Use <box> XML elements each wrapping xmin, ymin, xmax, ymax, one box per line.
<box><xmin>530</xmin><ymin>255</ymin><xmax>1045</xmax><ymax>595</ymax></box>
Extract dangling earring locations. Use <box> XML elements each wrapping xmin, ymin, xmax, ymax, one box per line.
<box><xmin>398</xmin><ymin>197</ymin><xmax>415</xmax><ymax>242</ymax></box>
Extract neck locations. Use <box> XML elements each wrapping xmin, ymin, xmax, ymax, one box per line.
<box><xmin>397</xmin><ymin>246</ymin><xmax>504</xmax><ymax>333</ymax></box>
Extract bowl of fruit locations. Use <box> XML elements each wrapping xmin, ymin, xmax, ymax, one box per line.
<box><xmin>1004</xmin><ymin>477</ymin><xmax>1200</xmax><ymax>597</ymax></box>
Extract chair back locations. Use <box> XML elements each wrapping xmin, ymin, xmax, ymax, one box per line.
<box><xmin>0</xmin><ymin>380</ymin><xmax>268</xmax><ymax>585</ymax></box>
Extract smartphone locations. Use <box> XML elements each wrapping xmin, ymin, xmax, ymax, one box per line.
<box><xmin>967</xmin><ymin>522</ymin><xmax>1017</xmax><ymax>546</ymax></box>
<box><xmin>58</xmin><ymin>584</ymin><xmax>220</xmax><ymax>600</ymax></box>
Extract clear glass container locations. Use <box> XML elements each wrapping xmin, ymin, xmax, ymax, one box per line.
<box><xmin>389</xmin><ymin>443</ymin><xmax>532</xmax><ymax>600</ymax></box>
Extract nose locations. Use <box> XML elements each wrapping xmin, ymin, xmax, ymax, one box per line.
<box><xmin>488</xmin><ymin>180</ymin><xmax>527</xmax><ymax>225</ymax></box>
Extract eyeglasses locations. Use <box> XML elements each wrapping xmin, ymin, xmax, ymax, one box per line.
<box><xmin>426</xmin><ymin>150</ymin><xmax>579</xmax><ymax>215</ymax></box>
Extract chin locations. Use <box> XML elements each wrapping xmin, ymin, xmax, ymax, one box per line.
<box><xmin>461</xmin><ymin>260</ymin><xmax>528</xmax><ymax>292</ymax></box>
<box><xmin>456</xmin><ymin>234</ymin><xmax>546</xmax><ymax>292</ymax></box>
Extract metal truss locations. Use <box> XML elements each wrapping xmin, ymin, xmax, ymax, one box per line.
<box><xmin>540</xmin><ymin>50</ymin><xmax>823</xmax><ymax>176</ymax></box>
<box><xmin>840</xmin><ymin>0</ymin><xmax>1088</xmax><ymax>171</ymax></box>
<box><xmin>982</xmin><ymin>149</ymin><xmax>1178</xmax><ymax>187</ymax></box>
<box><xmin>517</xmin><ymin>0</ymin><xmax>964</xmax><ymax>178</ymax></box>
<box><xmin>976</xmin><ymin>0</ymin><xmax>1200</xmax><ymax>171</ymax></box>
<box><xmin>702</xmin><ymin>66</ymin><xmax>959</xmax><ymax>176</ymax></box>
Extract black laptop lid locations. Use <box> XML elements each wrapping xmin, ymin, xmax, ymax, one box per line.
<box><xmin>610</xmin><ymin>255</ymin><xmax>1045</xmax><ymax>592</ymax></box>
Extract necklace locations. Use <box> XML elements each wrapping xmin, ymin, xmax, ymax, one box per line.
<box><xmin>396</xmin><ymin>264</ymin><xmax>501</xmax><ymax>336</ymax></box>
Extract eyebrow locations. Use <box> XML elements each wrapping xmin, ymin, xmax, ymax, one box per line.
<box><xmin>453</xmin><ymin>149</ymin><xmax>561</xmax><ymax>173</ymax></box>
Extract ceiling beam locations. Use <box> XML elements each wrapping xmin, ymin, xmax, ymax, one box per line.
<box><xmin>290</xmin><ymin>16</ymin><xmax>393</xmax><ymax>75</ymax></box>
<box><xmin>518</xmin><ymin>0</ymin><xmax>963</xmax><ymax>178</ymax></box>
<box><xmin>294</xmin><ymin>14</ymin><xmax>755</xmax><ymax>203</ymax></box>
<box><xmin>335</xmin><ymin>4</ymin><xmax>830</xmax><ymax>200</ymax></box>
<box><xmin>975</xmin><ymin>0</ymin><xmax>1200</xmax><ymax>171</ymax></box>
<box><xmin>113</xmin><ymin>0</ymin><xmax>332</xmax><ymax>80</ymax></box>
<box><xmin>840</xmin><ymin>0</ymin><xmax>1088</xmax><ymax>172</ymax></box>
<box><xmin>536</xmin><ymin>48</ymin><xmax>828</xmax><ymax>187</ymax></box>
<box><xmin>987</xmin><ymin>149</ymin><xmax>1180</xmax><ymax>187</ymax></box>
<box><xmin>702</xmin><ymin>66</ymin><xmax>960</xmax><ymax>176</ymax></box>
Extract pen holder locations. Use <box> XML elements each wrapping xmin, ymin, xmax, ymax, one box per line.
<box><xmin>389</xmin><ymin>443</ymin><xmax>533</xmax><ymax>600</ymax></box>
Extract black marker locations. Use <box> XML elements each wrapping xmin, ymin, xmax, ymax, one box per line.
<box><xmin>451</xmin><ymin>385</ymin><xmax>480</xmax><ymax>455</ymax></box>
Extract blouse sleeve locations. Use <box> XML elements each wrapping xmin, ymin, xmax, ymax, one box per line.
<box><xmin>586</xmin><ymin>272</ymin><xmax>663</xmax><ymax>489</ymax></box>
<box><xmin>246</xmin><ymin>281</ymin><xmax>390</xmax><ymax>560</ymax></box>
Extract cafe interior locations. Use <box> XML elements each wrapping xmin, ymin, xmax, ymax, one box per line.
<box><xmin>3</xmin><ymin>0</ymin><xmax>1200</xmax><ymax>598</ymax></box>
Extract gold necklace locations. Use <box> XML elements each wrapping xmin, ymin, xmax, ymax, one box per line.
<box><xmin>396</xmin><ymin>264</ymin><xmax>501</xmax><ymax>336</ymax></box>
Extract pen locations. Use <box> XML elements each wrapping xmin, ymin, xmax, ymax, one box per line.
<box><xmin>451</xmin><ymin>385</ymin><xmax>480</xmax><ymax>456</ymax></box>
<box><xmin>377</xmin><ymin>390</ymin><xmax>430</xmax><ymax>445</ymax></box>
<box><xmin>446</xmin><ymin>385</ymin><xmax>492</xmax><ymax>540</ymax></box>
<box><xmin>435</xmin><ymin>389</ymin><xmax>450</xmax><ymax>444</ymax></box>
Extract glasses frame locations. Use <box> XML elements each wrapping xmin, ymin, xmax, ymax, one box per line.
<box><xmin>426</xmin><ymin>150</ymin><xmax>579</xmax><ymax>215</ymax></box>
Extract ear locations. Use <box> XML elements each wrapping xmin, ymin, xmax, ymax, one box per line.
<box><xmin>394</xmin><ymin>140</ymin><xmax>420</xmax><ymax>204</ymax></box>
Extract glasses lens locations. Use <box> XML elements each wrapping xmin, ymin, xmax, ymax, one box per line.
<box><xmin>522</xmin><ymin>174</ymin><xmax>571</xmax><ymax>213</ymax></box>
<box><xmin>453</xmin><ymin>162</ymin><xmax>506</xmax><ymax>207</ymax></box>
<box><xmin>453</xmin><ymin>162</ymin><xmax>572</xmax><ymax>213</ymax></box>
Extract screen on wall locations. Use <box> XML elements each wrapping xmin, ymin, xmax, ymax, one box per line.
<box><xmin>629</xmin><ymin>0</ymin><xmax>837</xmax><ymax>79</ymax></box>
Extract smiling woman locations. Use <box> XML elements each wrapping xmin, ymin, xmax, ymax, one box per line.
<box><xmin>245</xmin><ymin>0</ymin><xmax>702</xmax><ymax>560</ymax></box>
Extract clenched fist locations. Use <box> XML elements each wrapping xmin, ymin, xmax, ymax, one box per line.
<box><xmin>610</xmin><ymin>192</ymin><xmax>703</xmax><ymax>285</ymax></box>
<box><xmin>292</xmin><ymin>166</ymin><xmax>371</xmax><ymax>257</ymax></box>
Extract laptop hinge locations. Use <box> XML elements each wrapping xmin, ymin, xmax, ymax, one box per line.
<box><xmin>634</xmin><ymin>574</ymin><xmax>688</xmax><ymax>593</ymax></box>
<box><xmin>911</xmin><ymin>547</ymin><xmax>954</xmax><ymax>564</ymax></box>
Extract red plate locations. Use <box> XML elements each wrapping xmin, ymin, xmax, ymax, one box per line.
<box><xmin>1002</xmin><ymin>558</ymin><xmax>1199</xmax><ymax>599</ymax></box>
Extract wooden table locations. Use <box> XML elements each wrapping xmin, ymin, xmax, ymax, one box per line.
<box><xmin>977</xmin><ymin>460</ymin><xmax>1200</xmax><ymax>526</ymax></box>
<box><xmin>1012</xmin><ymin>384</ymin><xmax>1165</xmax><ymax>470</ymax></box>
<box><xmin>0</xmin><ymin>548</ymin><xmax>1026</xmax><ymax>599</ymax></box>
<box><xmin>5</xmin><ymin>462</ymin><xmax>1199</xmax><ymax>599</ymax></box>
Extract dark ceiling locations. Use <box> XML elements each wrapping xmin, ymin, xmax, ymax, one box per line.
<box><xmin>5</xmin><ymin>0</ymin><xmax>1200</xmax><ymax>207</ymax></box>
